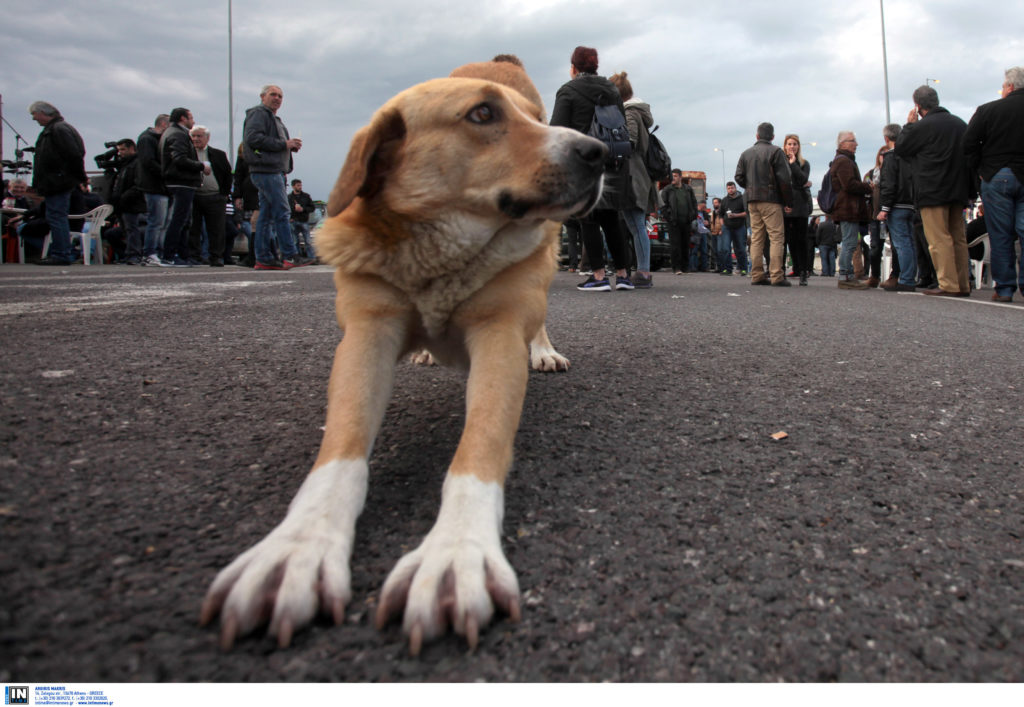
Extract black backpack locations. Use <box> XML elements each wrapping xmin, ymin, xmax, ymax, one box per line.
<box><xmin>643</xmin><ymin>125</ymin><xmax>672</xmax><ymax>181</ymax></box>
<box><xmin>586</xmin><ymin>103</ymin><xmax>632</xmax><ymax>171</ymax></box>
<box><xmin>817</xmin><ymin>158</ymin><xmax>842</xmax><ymax>214</ymax></box>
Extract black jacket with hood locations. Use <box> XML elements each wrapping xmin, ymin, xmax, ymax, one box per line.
<box><xmin>550</xmin><ymin>73</ymin><xmax>628</xmax><ymax>211</ymax></box>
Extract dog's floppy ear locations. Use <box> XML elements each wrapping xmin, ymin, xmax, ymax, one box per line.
<box><xmin>327</xmin><ymin>107</ymin><xmax>407</xmax><ymax>217</ymax></box>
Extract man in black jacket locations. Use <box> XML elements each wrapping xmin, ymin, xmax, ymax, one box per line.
<box><xmin>876</xmin><ymin>123</ymin><xmax>918</xmax><ymax>291</ymax></box>
<box><xmin>964</xmin><ymin>66</ymin><xmax>1024</xmax><ymax>303</ymax></box>
<box><xmin>188</xmin><ymin>125</ymin><xmax>234</xmax><ymax>266</ymax></box>
<box><xmin>110</xmin><ymin>139</ymin><xmax>147</xmax><ymax>264</ymax></box>
<box><xmin>159</xmin><ymin>107</ymin><xmax>207</xmax><ymax>266</ymax></box>
<box><xmin>28</xmin><ymin>101</ymin><xmax>86</xmax><ymax>265</ymax></box>
<box><xmin>137</xmin><ymin>114</ymin><xmax>169</xmax><ymax>266</ymax></box>
<box><xmin>288</xmin><ymin>179</ymin><xmax>316</xmax><ymax>259</ymax></box>
<box><xmin>717</xmin><ymin>181</ymin><xmax>749</xmax><ymax>275</ymax></box>
<box><xmin>894</xmin><ymin>86</ymin><xmax>974</xmax><ymax>297</ymax></box>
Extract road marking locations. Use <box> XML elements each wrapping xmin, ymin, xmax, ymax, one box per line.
<box><xmin>0</xmin><ymin>281</ymin><xmax>294</xmax><ymax>316</ymax></box>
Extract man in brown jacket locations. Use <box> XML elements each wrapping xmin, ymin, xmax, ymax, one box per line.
<box><xmin>830</xmin><ymin>131</ymin><xmax>874</xmax><ymax>289</ymax></box>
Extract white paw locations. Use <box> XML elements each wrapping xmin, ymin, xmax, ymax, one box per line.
<box><xmin>530</xmin><ymin>343</ymin><xmax>570</xmax><ymax>372</ymax></box>
<box><xmin>200</xmin><ymin>459</ymin><xmax>368</xmax><ymax>648</ymax></box>
<box><xmin>409</xmin><ymin>349</ymin><xmax>436</xmax><ymax>366</ymax></box>
<box><xmin>375</xmin><ymin>475</ymin><xmax>520</xmax><ymax>654</ymax></box>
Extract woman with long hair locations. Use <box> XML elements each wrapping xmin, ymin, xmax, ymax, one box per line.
<box><xmin>782</xmin><ymin>134</ymin><xmax>813</xmax><ymax>285</ymax></box>
<box><xmin>609</xmin><ymin>70</ymin><xmax>658</xmax><ymax>288</ymax></box>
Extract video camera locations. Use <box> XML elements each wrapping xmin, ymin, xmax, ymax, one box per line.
<box><xmin>94</xmin><ymin>140</ymin><xmax>123</xmax><ymax>172</ymax></box>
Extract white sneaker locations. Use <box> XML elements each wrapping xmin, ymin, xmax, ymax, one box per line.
<box><xmin>142</xmin><ymin>254</ymin><xmax>164</xmax><ymax>267</ymax></box>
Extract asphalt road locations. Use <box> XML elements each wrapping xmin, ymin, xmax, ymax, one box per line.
<box><xmin>1</xmin><ymin>263</ymin><xmax>1022</xmax><ymax>682</ymax></box>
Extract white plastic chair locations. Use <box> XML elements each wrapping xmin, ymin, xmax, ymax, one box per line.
<box><xmin>28</xmin><ymin>204</ymin><xmax>113</xmax><ymax>265</ymax></box>
<box><xmin>966</xmin><ymin>231</ymin><xmax>989</xmax><ymax>289</ymax></box>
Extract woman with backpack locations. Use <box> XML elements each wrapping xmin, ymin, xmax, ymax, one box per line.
<box><xmin>551</xmin><ymin>46</ymin><xmax>634</xmax><ymax>292</ymax></box>
<box><xmin>609</xmin><ymin>71</ymin><xmax>658</xmax><ymax>289</ymax></box>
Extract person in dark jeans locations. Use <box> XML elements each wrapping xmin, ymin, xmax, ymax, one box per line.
<box><xmin>662</xmin><ymin>169</ymin><xmax>698</xmax><ymax>275</ymax></box>
<box><xmin>287</xmin><ymin>179</ymin><xmax>316</xmax><ymax>260</ymax></box>
<box><xmin>550</xmin><ymin>45</ymin><xmax>634</xmax><ymax>292</ymax></box>
<box><xmin>159</xmin><ymin>107</ymin><xmax>206</xmax><ymax>266</ymax></box>
<box><xmin>718</xmin><ymin>181</ymin><xmax>749</xmax><ymax>275</ymax></box>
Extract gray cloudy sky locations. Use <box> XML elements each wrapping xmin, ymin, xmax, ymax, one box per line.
<box><xmin>3</xmin><ymin>0</ymin><xmax>1021</xmax><ymax>201</ymax></box>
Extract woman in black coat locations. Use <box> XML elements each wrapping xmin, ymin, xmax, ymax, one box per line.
<box><xmin>550</xmin><ymin>45</ymin><xmax>634</xmax><ymax>291</ymax></box>
<box><xmin>782</xmin><ymin>134</ymin><xmax>813</xmax><ymax>285</ymax></box>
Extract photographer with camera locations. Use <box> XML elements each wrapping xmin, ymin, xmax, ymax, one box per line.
<box><xmin>108</xmin><ymin>139</ymin><xmax>146</xmax><ymax>264</ymax></box>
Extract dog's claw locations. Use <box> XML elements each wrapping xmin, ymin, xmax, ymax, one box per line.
<box><xmin>409</xmin><ymin>622</ymin><xmax>424</xmax><ymax>657</ymax></box>
<box><xmin>220</xmin><ymin>616</ymin><xmax>239</xmax><ymax>651</ymax></box>
<box><xmin>465</xmin><ymin>614</ymin><xmax>479</xmax><ymax>652</ymax></box>
<box><xmin>331</xmin><ymin>598</ymin><xmax>346</xmax><ymax>625</ymax></box>
<box><xmin>277</xmin><ymin>618</ymin><xmax>294</xmax><ymax>648</ymax></box>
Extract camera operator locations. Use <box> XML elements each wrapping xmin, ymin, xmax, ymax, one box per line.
<box><xmin>108</xmin><ymin>139</ymin><xmax>146</xmax><ymax>263</ymax></box>
<box><xmin>93</xmin><ymin>140</ymin><xmax>123</xmax><ymax>203</ymax></box>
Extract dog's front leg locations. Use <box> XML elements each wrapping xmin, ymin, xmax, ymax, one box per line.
<box><xmin>376</xmin><ymin>320</ymin><xmax>527</xmax><ymax>654</ymax></box>
<box><xmin>201</xmin><ymin>313</ymin><xmax>406</xmax><ymax>649</ymax></box>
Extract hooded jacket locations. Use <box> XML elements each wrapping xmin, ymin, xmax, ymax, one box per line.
<box><xmin>550</xmin><ymin>73</ymin><xmax>628</xmax><ymax>211</ymax></box>
<box><xmin>623</xmin><ymin>98</ymin><xmax>657</xmax><ymax>212</ymax></box>
<box><xmin>878</xmin><ymin>148</ymin><xmax>914</xmax><ymax>212</ymax></box>
<box><xmin>136</xmin><ymin>126</ymin><xmax>166</xmax><ymax>194</ymax></box>
<box><xmin>32</xmin><ymin>116</ymin><xmax>86</xmax><ymax>196</ymax></box>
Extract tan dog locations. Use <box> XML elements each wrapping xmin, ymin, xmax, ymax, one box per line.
<box><xmin>200</xmin><ymin>59</ymin><xmax>606</xmax><ymax>654</ymax></box>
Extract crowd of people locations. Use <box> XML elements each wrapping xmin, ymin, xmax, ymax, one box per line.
<box><xmin>554</xmin><ymin>48</ymin><xmax>1023</xmax><ymax>302</ymax></box>
<box><xmin>5</xmin><ymin>59</ymin><xmax>1023</xmax><ymax>304</ymax></box>
<box><xmin>2</xmin><ymin>85</ymin><xmax>320</xmax><ymax>270</ymax></box>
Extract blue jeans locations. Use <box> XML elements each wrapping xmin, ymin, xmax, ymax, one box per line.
<box><xmin>291</xmin><ymin>221</ymin><xmax>315</xmax><ymax>258</ymax></box>
<box><xmin>689</xmin><ymin>231</ymin><xmax>708</xmax><ymax>271</ymax></box>
<box><xmin>163</xmin><ymin>186</ymin><xmax>196</xmax><ymax>261</ymax></box>
<box><xmin>622</xmin><ymin>208</ymin><xmax>649</xmax><ymax>272</ymax></box>
<box><xmin>720</xmin><ymin>223</ymin><xmax>748</xmax><ymax>273</ymax></box>
<box><xmin>888</xmin><ymin>208</ymin><xmax>917</xmax><ymax>287</ymax></box>
<box><xmin>818</xmin><ymin>245</ymin><xmax>837</xmax><ymax>276</ymax></box>
<box><xmin>143</xmin><ymin>193</ymin><xmax>169</xmax><ymax>257</ymax></box>
<box><xmin>43</xmin><ymin>189</ymin><xmax>73</xmax><ymax>261</ymax></box>
<box><xmin>252</xmin><ymin>172</ymin><xmax>298</xmax><ymax>262</ymax></box>
<box><xmin>838</xmin><ymin>221</ymin><xmax>860</xmax><ymax>278</ymax></box>
<box><xmin>980</xmin><ymin>167</ymin><xmax>1024</xmax><ymax>296</ymax></box>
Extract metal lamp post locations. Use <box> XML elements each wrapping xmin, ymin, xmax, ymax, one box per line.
<box><xmin>714</xmin><ymin>147</ymin><xmax>726</xmax><ymax>193</ymax></box>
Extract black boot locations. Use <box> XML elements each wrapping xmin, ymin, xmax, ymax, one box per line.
<box><xmin>799</xmin><ymin>271</ymin><xmax>808</xmax><ymax>286</ymax></box>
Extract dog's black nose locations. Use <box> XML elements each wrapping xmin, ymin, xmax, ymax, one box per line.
<box><xmin>573</xmin><ymin>137</ymin><xmax>608</xmax><ymax>173</ymax></box>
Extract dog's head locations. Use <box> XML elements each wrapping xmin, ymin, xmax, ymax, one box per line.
<box><xmin>324</xmin><ymin>78</ymin><xmax>606</xmax><ymax>230</ymax></box>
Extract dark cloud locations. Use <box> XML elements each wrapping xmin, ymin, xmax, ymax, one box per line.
<box><xmin>4</xmin><ymin>0</ymin><xmax>1021</xmax><ymax>201</ymax></box>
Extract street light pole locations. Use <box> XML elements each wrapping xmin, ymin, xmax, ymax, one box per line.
<box><xmin>880</xmin><ymin>0</ymin><xmax>891</xmax><ymax>124</ymax></box>
<box><xmin>714</xmin><ymin>147</ymin><xmax>726</xmax><ymax>194</ymax></box>
<box><xmin>228</xmin><ymin>0</ymin><xmax>234</xmax><ymax>154</ymax></box>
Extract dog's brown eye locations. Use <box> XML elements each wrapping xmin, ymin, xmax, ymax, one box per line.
<box><xmin>467</xmin><ymin>103</ymin><xmax>495</xmax><ymax>124</ymax></box>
